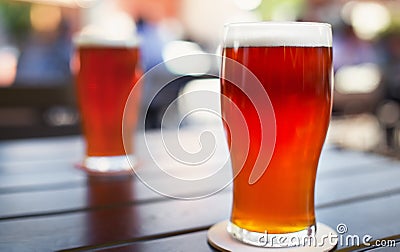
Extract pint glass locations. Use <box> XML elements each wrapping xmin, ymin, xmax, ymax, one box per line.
<box><xmin>74</xmin><ymin>34</ymin><xmax>142</xmax><ymax>175</ymax></box>
<box><xmin>221</xmin><ymin>22</ymin><xmax>333</xmax><ymax>247</ymax></box>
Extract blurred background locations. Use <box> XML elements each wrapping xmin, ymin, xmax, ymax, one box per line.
<box><xmin>0</xmin><ymin>0</ymin><xmax>400</xmax><ymax>156</ymax></box>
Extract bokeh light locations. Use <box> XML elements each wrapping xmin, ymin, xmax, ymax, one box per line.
<box><xmin>30</xmin><ymin>4</ymin><xmax>62</xmax><ymax>33</ymax></box>
<box><xmin>341</xmin><ymin>1</ymin><xmax>391</xmax><ymax>40</ymax></box>
<box><xmin>335</xmin><ymin>63</ymin><xmax>381</xmax><ymax>94</ymax></box>
<box><xmin>162</xmin><ymin>40</ymin><xmax>211</xmax><ymax>75</ymax></box>
<box><xmin>0</xmin><ymin>47</ymin><xmax>19</xmax><ymax>86</ymax></box>
<box><xmin>233</xmin><ymin>0</ymin><xmax>262</xmax><ymax>11</ymax></box>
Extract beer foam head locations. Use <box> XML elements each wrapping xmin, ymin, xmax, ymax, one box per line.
<box><xmin>224</xmin><ymin>22</ymin><xmax>332</xmax><ymax>47</ymax></box>
<box><xmin>74</xmin><ymin>11</ymin><xmax>139</xmax><ymax>48</ymax></box>
<box><xmin>74</xmin><ymin>26</ymin><xmax>140</xmax><ymax>48</ymax></box>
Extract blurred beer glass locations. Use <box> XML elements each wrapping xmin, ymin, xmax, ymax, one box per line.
<box><xmin>73</xmin><ymin>15</ymin><xmax>142</xmax><ymax>176</ymax></box>
<box><xmin>221</xmin><ymin>22</ymin><xmax>333</xmax><ymax>247</ymax></box>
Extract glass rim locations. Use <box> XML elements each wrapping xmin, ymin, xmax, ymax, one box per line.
<box><xmin>224</xmin><ymin>21</ymin><xmax>331</xmax><ymax>29</ymax></box>
<box><xmin>223</xmin><ymin>21</ymin><xmax>332</xmax><ymax>47</ymax></box>
<box><xmin>73</xmin><ymin>36</ymin><xmax>140</xmax><ymax>48</ymax></box>
<box><xmin>72</xmin><ymin>28</ymin><xmax>140</xmax><ymax>48</ymax></box>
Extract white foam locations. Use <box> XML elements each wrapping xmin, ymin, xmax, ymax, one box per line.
<box><xmin>74</xmin><ymin>36</ymin><xmax>139</xmax><ymax>48</ymax></box>
<box><xmin>74</xmin><ymin>25</ymin><xmax>140</xmax><ymax>48</ymax></box>
<box><xmin>224</xmin><ymin>22</ymin><xmax>332</xmax><ymax>47</ymax></box>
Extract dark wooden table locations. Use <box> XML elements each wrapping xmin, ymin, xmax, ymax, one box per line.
<box><xmin>0</xmin><ymin>127</ymin><xmax>399</xmax><ymax>251</ymax></box>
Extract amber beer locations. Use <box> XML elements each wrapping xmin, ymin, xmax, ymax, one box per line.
<box><xmin>74</xmin><ymin>37</ymin><xmax>142</xmax><ymax>173</ymax></box>
<box><xmin>221</xmin><ymin>22</ymin><xmax>333</xmax><ymax>246</ymax></box>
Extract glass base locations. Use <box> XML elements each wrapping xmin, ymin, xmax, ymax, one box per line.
<box><xmin>78</xmin><ymin>154</ymin><xmax>137</xmax><ymax>176</ymax></box>
<box><xmin>227</xmin><ymin>221</ymin><xmax>316</xmax><ymax>248</ymax></box>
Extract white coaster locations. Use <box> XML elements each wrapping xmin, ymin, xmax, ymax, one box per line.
<box><xmin>207</xmin><ymin>221</ymin><xmax>338</xmax><ymax>251</ymax></box>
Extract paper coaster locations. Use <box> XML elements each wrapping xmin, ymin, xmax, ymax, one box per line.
<box><xmin>207</xmin><ymin>221</ymin><xmax>338</xmax><ymax>252</ymax></box>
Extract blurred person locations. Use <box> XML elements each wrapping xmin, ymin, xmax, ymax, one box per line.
<box><xmin>0</xmin><ymin>8</ymin><xmax>18</xmax><ymax>86</ymax></box>
<box><xmin>302</xmin><ymin>0</ymin><xmax>342</xmax><ymax>25</ymax></box>
<box><xmin>378</xmin><ymin>32</ymin><xmax>400</xmax><ymax>149</ymax></box>
<box><xmin>15</xmin><ymin>4</ymin><xmax>73</xmax><ymax>86</ymax></box>
<box><xmin>333</xmin><ymin>23</ymin><xmax>378</xmax><ymax>71</ymax></box>
<box><xmin>380</xmin><ymin>32</ymin><xmax>400</xmax><ymax>101</ymax></box>
<box><xmin>118</xmin><ymin>0</ymin><xmax>185</xmax><ymax>129</ymax></box>
<box><xmin>116</xmin><ymin>0</ymin><xmax>183</xmax><ymax>71</ymax></box>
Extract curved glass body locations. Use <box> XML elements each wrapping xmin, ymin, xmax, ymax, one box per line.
<box><xmin>220</xmin><ymin>22</ymin><xmax>333</xmax><ymax>247</ymax></box>
<box><xmin>74</xmin><ymin>38</ymin><xmax>142</xmax><ymax>175</ymax></box>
